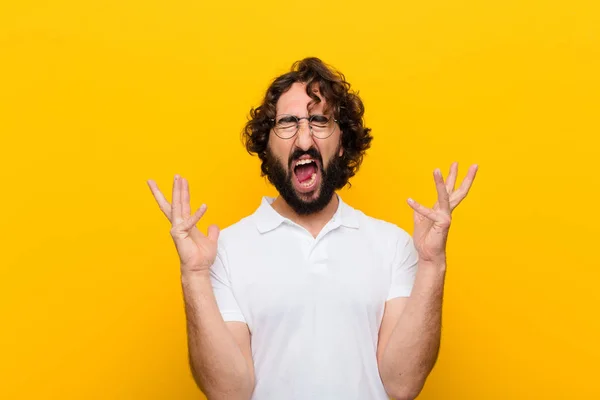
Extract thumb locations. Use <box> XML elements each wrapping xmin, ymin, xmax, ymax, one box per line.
<box><xmin>207</xmin><ymin>224</ymin><xmax>220</xmax><ymax>243</ymax></box>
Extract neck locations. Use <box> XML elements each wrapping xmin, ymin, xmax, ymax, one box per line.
<box><xmin>271</xmin><ymin>193</ymin><xmax>339</xmax><ymax>237</ymax></box>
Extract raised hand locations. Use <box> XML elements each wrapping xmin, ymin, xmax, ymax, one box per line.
<box><xmin>147</xmin><ymin>175</ymin><xmax>219</xmax><ymax>277</ymax></box>
<box><xmin>406</xmin><ymin>162</ymin><xmax>478</xmax><ymax>265</ymax></box>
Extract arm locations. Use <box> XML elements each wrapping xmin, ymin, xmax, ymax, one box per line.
<box><xmin>378</xmin><ymin>162</ymin><xmax>477</xmax><ymax>399</ymax></box>
<box><xmin>377</xmin><ymin>261</ymin><xmax>445</xmax><ymax>400</ymax></box>
<box><xmin>146</xmin><ymin>175</ymin><xmax>254</xmax><ymax>400</ymax></box>
<box><xmin>182</xmin><ymin>274</ymin><xmax>255</xmax><ymax>400</ymax></box>
<box><xmin>147</xmin><ymin>175</ymin><xmax>254</xmax><ymax>400</ymax></box>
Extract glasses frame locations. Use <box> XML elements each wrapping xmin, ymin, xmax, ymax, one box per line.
<box><xmin>269</xmin><ymin>114</ymin><xmax>339</xmax><ymax>140</ymax></box>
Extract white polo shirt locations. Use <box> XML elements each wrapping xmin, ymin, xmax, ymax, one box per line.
<box><xmin>210</xmin><ymin>195</ymin><xmax>419</xmax><ymax>400</ymax></box>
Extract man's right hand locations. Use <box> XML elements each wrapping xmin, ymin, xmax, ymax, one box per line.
<box><xmin>146</xmin><ymin>174</ymin><xmax>220</xmax><ymax>278</ymax></box>
<box><xmin>148</xmin><ymin>175</ymin><xmax>253</xmax><ymax>399</ymax></box>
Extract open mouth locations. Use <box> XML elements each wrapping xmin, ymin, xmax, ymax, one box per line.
<box><xmin>293</xmin><ymin>157</ymin><xmax>319</xmax><ymax>190</ymax></box>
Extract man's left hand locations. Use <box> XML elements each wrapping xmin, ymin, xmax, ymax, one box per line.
<box><xmin>407</xmin><ymin>162</ymin><xmax>479</xmax><ymax>266</ymax></box>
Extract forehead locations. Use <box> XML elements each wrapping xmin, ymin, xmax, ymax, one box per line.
<box><xmin>276</xmin><ymin>82</ymin><xmax>326</xmax><ymax>115</ymax></box>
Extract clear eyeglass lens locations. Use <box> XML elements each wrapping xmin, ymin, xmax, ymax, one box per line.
<box><xmin>274</xmin><ymin>115</ymin><xmax>333</xmax><ymax>139</ymax></box>
<box><xmin>308</xmin><ymin>115</ymin><xmax>331</xmax><ymax>137</ymax></box>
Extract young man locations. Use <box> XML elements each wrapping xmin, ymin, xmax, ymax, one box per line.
<box><xmin>147</xmin><ymin>57</ymin><xmax>478</xmax><ymax>400</ymax></box>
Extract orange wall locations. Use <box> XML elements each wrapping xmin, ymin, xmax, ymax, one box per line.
<box><xmin>1</xmin><ymin>1</ymin><xmax>598</xmax><ymax>398</ymax></box>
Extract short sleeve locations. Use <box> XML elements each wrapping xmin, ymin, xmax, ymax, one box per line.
<box><xmin>209</xmin><ymin>249</ymin><xmax>247</xmax><ymax>323</ymax></box>
<box><xmin>386</xmin><ymin>232</ymin><xmax>419</xmax><ymax>301</ymax></box>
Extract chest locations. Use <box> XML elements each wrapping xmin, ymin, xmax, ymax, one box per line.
<box><xmin>228</xmin><ymin>230</ymin><xmax>392</xmax><ymax>331</ymax></box>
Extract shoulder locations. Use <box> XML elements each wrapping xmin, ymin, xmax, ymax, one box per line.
<box><xmin>211</xmin><ymin>215</ymin><xmax>257</xmax><ymax>268</ymax></box>
<box><xmin>218</xmin><ymin>214</ymin><xmax>258</xmax><ymax>245</ymax></box>
<box><xmin>352</xmin><ymin>206</ymin><xmax>413</xmax><ymax>246</ymax></box>
<box><xmin>352</xmin><ymin>208</ymin><xmax>417</xmax><ymax>268</ymax></box>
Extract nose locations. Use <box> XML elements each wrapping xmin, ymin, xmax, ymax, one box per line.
<box><xmin>295</xmin><ymin>119</ymin><xmax>314</xmax><ymax>151</ymax></box>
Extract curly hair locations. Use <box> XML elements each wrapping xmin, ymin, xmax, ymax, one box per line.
<box><xmin>241</xmin><ymin>57</ymin><xmax>373</xmax><ymax>189</ymax></box>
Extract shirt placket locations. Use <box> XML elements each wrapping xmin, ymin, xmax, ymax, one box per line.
<box><xmin>306</xmin><ymin>218</ymin><xmax>342</xmax><ymax>274</ymax></box>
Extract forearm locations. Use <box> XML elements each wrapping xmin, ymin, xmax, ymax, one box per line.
<box><xmin>379</xmin><ymin>262</ymin><xmax>446</xmax><ymax>400</ymax></box>
<box><xmin>181</xmin><ymin>274</ymin><xmax>253</xmax><ymax>400</ymax></box>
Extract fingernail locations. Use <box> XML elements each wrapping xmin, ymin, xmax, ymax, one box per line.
<box><xmin>175</xmin><ymin>174</ymin><xmax>180</xmax><ymax>180</ymax></box>
<box><xmin>434</xmin><ymin>168</ymin><xmax>441</xmax><ymax>176</ymax></box>
<box><xmin>408</xmin><ymin>198</ymin><xmax>414</xmax><ymax>204</ymax></box>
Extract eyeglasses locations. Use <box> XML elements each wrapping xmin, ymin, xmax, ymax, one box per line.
<box><xmin>270</xmin><ymin>114</ymin><xmax>338</xmax><ymax>140</ymax></box>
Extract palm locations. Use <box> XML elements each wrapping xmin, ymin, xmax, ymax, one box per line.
<box><xmin>173</xmin><ymin>224</ymin><xmax>218</xmax><ymax>273</ymax></box>
<box><xmin>147</xmin><ymin>175</ymin><xmax>220</xmax><ymax>274</ymax></box>
<box><xmin>407</xmin><ymin>163</ymin><xmax>478</xmax><ymax>264</ymax></box>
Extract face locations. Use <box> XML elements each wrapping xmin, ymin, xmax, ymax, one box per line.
<box><xmin>264</xmin><ymin>82</ymin><xmax>345</xmax><ymax>215</ymax></box>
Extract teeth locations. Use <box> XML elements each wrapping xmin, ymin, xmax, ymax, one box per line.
<box><xmin>300</xmin><ymin>172</ymin><xmax>317</xmax><ymax>188</ymax></box>
<box><xmin>295</xmin><ymin>159</ymin><xmax>315</xmax><ymax>167</ymax></box>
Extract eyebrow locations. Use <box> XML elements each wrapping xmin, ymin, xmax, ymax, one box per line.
<box><xmin>277</xmin><ymin>112</ymin><xmax>328</xmax><ymax>117</ymax></box>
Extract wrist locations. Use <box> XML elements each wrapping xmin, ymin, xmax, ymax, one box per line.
<box><xmin>418</xmin><ymin>259</ymin><xmax>447</xmax><ymax>272</ymax></box>
<box><xmin>181</xmin><ymin>271</ymin><xmax>211</xmax><ymax>286</ymax></box>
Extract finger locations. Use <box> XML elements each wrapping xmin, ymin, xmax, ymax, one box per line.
<box><xmin>172</xmin><ymin>175</ymin><xmax>182</xmax><ymax>223</ymax></box>
<box><xmin>450</xmin><ymin>164</ymin><xmax>479</xmax><ymax>210</ymax></box>
<box><xmin>181</xmin><ymin>203</ymin><xmax>207</xmax><ymax>232</ymax></box>
<box><xmin>207</xmin><ymin>224</ymin><xmax>220</xmax><ymax>243</ymax></box>
<box><xmin>434</xmin><ymin>168</ymin><xmax>451</xmax><ymax>214</ymax></box>
<box><xmin>146</xmin><ymin>179</ymin><xmax>173</xmax><ymax>222</ymax></box>
<box><xmin>446</xmin><ymin>162</ymin><xmax>458</xmax><ymax>193</ymax></box>
<box><xmin>407</xmin><ymin>198</ymin><xmax>439</xmax><ymax>222</ymax></box>
<box><xmin>182</xmin><ymin>177</ymin><xmax>191</xmax><ymax>219</ymax></box>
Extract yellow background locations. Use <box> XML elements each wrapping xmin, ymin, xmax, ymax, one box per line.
<box><xmin>1</xmin><ymin>0</ymin><xmax>598</xmax><ymax>398</ymax></box>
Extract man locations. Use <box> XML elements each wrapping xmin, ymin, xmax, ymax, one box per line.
<box><xmin>147</xmin><ymin>57</ymin><xmax>478</xmax><ymax>400</ymax></box>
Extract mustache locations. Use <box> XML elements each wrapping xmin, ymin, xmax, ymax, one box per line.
<box><xmin>288</xmin><ymin>148</ymin><xmax>322</xmax><ymax>169</ymax></box>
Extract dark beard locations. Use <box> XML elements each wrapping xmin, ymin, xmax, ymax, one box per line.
<box><xmin>264</xmin><ymin>146</ymin><xmax>344</xmax><ymax>216</ymax></box>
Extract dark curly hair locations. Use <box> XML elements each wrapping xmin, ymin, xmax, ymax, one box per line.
<box><xmin>241</xmin><ymin>57</ymin><xmax>373</xmax><ymax>189</ymax></box>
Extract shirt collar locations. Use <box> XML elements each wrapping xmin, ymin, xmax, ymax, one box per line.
<box><xmin>253</xmin><ymin>194</ymin><xmax>360</xmax><ymax>234</ymax></box>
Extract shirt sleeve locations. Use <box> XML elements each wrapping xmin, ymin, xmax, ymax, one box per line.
<box><xmin>386</xmin><ymin>231</ymin><xmax>419</xmax><ymax>301</ymax></box>
<box><xmin>209</xmin><ymin>248</ymin><xmax>247</xmax><ymax>323</ymax></box>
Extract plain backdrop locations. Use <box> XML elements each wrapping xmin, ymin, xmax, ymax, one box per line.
<box><xmin>1</xmin><ymin>0</ymin><xmax>598</xmax><ymax>398</ymax></box>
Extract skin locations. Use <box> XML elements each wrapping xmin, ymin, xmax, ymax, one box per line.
<box><xmin>268</xmin><ymin>81</ymin><xmax>344</xmax><ymax>238</ymax></box>
<box><xmin>377</xmin><ymin>162</ymin><xmax>478</xmax><ymax>399</ymax></box>
<box><xmin>146</xmin><ymin>81</ymin><xmax>479</xmax><ymax>399</ymax></box>
<box><xmin>146</xmin><ymin>176</ymin><xmax>254</xmax><ymax>400</ymax></box>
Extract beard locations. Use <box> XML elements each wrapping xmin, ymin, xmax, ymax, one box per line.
<box><xmin>264</xmin><ymin>145</ymin><xmax>345</xmax><ymax>216</ymax></box>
